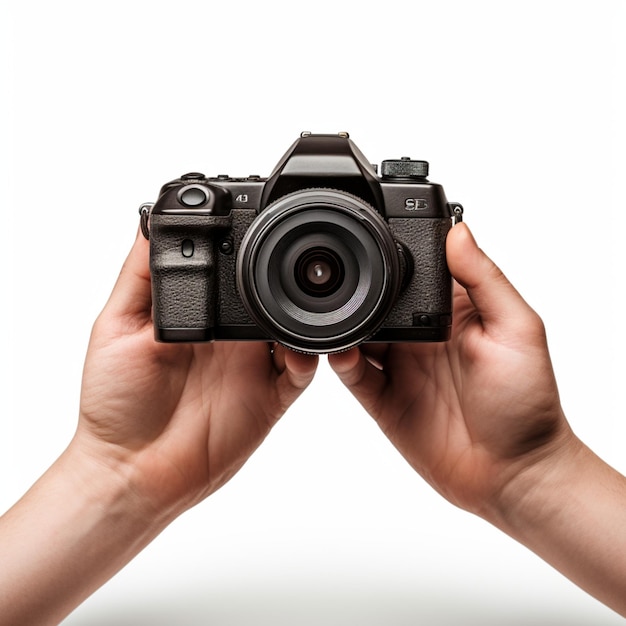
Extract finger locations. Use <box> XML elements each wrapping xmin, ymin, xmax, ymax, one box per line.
<box><xmin>446</xmin><ymin>223</ymin><xmax>538</xmax><ymax>335</ymax></box>
<box><xmin>272</xmin><ymin>348</ymin><xmax>319</xmax><ymax>415</ymax></box>
<box><xmin>270</xmin><ymin>342</ymin><xmax>285</xmax><ymax>371</ymax></box>
<box><xmin>357</xmin><ymin>343</ymin><xmax>390</xmax><ymax>370</ymax></box>
<box><xmin>102</xmin><ymin>230</ymin><xmax>152</xmax><ymax>321</ymax></box>
<box><xmin>282</xmin><ymin>349</ymin><xmax>319</xmax><ymax>391</ymax></box>
<box><xmin>328</xmin><ymin>348</ymin><xmax>387</xmax><ymax>419</ymax></box>
<box><xmin>274</xmin><ymin>346</ymin><xmax>318</xmax><ymax>417</ymax></box>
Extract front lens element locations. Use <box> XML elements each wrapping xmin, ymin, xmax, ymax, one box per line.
<box><xmin>295</xmin><ymin>247</ymin><xmax>345</xmax><ymax>297</ymax></box>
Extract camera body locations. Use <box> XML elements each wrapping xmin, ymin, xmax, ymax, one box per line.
<box><xmin>143</xmin><ymin>132</ymin><xmax>463</xmax><ymax>354</ymax></box>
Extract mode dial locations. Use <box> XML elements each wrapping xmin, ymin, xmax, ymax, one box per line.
<box><xmin>381</xmin><ymin>157</ymin><xmax>429</xmax><ymax>179</ymax></box>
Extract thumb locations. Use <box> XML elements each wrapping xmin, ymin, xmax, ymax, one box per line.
<box><xmin>446</xmin><ymin>223</ymin><xmax>539</xmax><ymax>335</ymax></box>
<box><xmin>101</xmin><ymin>230</ymin><xmax>152</xmax><ymax>322</ymax></box>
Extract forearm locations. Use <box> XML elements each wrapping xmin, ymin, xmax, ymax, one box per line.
<box><xmin>0</xmin><ymin>441</ymin><xmax>173</xmax><ymax>626</ymax></box>
<box><xmin>490</xmin><ymin>436</ymin><xmax>626</xmax><ymax>617</ymax></box>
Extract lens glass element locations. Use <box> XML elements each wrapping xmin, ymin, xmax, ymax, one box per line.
<box><xmin>295</xmin><ymin>247</ymin><xmax>345</xmax><ymax>297</ymax></box>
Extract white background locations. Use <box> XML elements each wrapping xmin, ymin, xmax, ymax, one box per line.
<box><xmin>3</xmin><ymin>1</ymin><xmax>626</xmax><ymax>624</ymax></box>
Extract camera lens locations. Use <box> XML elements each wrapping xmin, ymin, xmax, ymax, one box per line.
<box><xmin>294</xmin><ymin>247</ymin><xmax>345</xmax><ymax>297</ymax></box>
<box><xmin>237</xmin><ymin>189</ymin><xmax>401</xmax><ymax>354</ymax></box>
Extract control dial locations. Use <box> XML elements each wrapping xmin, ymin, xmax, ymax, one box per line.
<box><xmin>381</xmin><ymin>157</ymin><xmax>429</xmax><ymax>179</ymax></box>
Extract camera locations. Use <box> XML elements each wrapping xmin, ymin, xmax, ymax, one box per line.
<box><xmin>139</xmin><ymin>132</ymin><xmax>464</xmax><ymax>354</ymax></box>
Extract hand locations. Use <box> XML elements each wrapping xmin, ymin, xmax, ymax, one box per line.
<box><xmin>329</xmin><ymin>223</ymin><xmax>626</xmax><ymax>616</ymax></box>
<box><xmin>0</xmin><ymin>231</ymin><xmax>318</xmax><ymax>626</ymax></box>
<box><xmin>328</xmin><ymin>222</ymin><xmax>573</xmax><ymax>515</ymax></box>
<box><xmin>75</xmin><ymin>231</ymin><xmax>319</xmax><ymax>517</ymax></box>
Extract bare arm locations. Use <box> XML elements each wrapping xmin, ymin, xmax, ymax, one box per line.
<box><xmin>0</xmin><ymin>445</ymin><xmax>170</xmax><ymax>626</ymax></box>
<box><xmin>493</xmin><ymin>439</ymin><xmax>626</xmax><ymax>615</ymax></box>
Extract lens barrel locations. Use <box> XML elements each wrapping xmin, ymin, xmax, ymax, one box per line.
<box><xmin>237</xmin><ymin>189</ymin><xmax>401</xmax><ymax>354</ymax></box>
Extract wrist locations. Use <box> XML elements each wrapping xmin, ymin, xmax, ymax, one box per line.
<box><xmin>66</xmin><ymin>430</ymin><xmax>183</xmax><ymax>533</ymax></box>
<box><xmin>486</xmin><ymin>428</ymin><xmax>586</xmax><ymax>533</ymax></box>
<box><xmin>0</xmin><ymin>437</ymin><xmax>175</xmax><ymax>625</ymax></box>
<box><xmin>481</xmin><ymin>432</ymin><xmax>626</xmax><ymax>616</ymax></box>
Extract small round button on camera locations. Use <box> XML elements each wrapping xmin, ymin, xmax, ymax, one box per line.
<box><xmin>181</xmin><ymin>239</ymin><xmax>195</xmax><ymax>258</ymax></box>
<box><xmin>180</xmin><ymin>186</ymin><xmax>208</xmax><ymax>207</ymax></box>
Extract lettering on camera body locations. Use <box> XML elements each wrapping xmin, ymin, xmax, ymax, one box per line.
<box><xmin>404</xmin><ymin>198</ymin><xmax>429</xmax><ymax>211</ymax></box>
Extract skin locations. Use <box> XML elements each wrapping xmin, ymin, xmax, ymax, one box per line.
<box><xmin>1</xmin><ymin>222</ymin><xmax>625</xmax><ymax>624</ymax></box>
<box><xmin>329</xmin><ymin>223</ymin><xmax>626</xmax><ymax>616</ymax></box>
<box><xmin>331</xmin><ymin>222</ymin><xmax>570</xmax><ymax>513</ymax></box>
<box><xmin>0</xmin><ymin>232</ymin><xmax>318</xmax><ymax>626</ymax></box>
